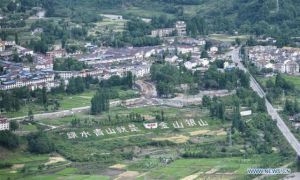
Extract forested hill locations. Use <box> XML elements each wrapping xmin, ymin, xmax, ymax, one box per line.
<box><xmin>1</xmin><ymin>0</ymin><xmax>300</xmax><ymax>36</ymax></box>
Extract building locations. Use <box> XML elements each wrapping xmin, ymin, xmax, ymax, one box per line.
<box><xmin>101</xmin><ymin>14</ymin><xmax>123</xmax><ymax>20</ymax></box>
<box><xmin>175</xmin><ymin>21</ymin><xmax>186</xmax><ymax>36</ymax></box>
<box><xmin>151</xmin><ymin>28</ymin><xmax>175</xmax><ymax>38</ymax></box>
<box><xmin>0</xmin><ymin>117</ymin><xmax>9</xmax><ymax>131</ymax></box>
<box><xmin>46</xmin><ymin>49</ymin><xmax>66</xmax><ymax>59</ymax></box>
<box><xmin>0</xmin><ymin>40</ymin><xmax>5</xmax><ymax>52</ymax></box>
<box><xmin>210</xmin><ymin>46</ymin><xmax>219</xmax><ymax>53</ymax></box>
<box><xmin>165</xmin><ymin>55</ymin><xmax>178</xmax><ymax>63</ymax></box>
<box><xmin>151</xmin><ymin>21</ymin><xmax>187</xmax><ymax>38</ymax></box>
<box><xmin>56</xmin><ymin>68</ymin><xmax>103</xmax><ymax>80</ymax></box>
<box><xmin>0</xmin><ymin>72</ymin><xmax>56</xmax><ymax>91</ymax></box>
<box><xmin>284</xmin><ymin>60</ymin><xmax>299</xmax><ymax>74</ymax></box>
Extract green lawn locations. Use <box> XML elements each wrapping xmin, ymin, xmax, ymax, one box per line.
<box><xmin>4</xmin><ymin>88</ymin><xmax>139</xmax><ymax>118</ymax></box>
<box><xmin>208</xmin><ymin>34</ymin><xmax>250</xmax><ymax>42</ymax></box>
<box><xmin>258</xmin><ymin>74</ymin><xmax>300</xmax><ymax>90</ymax></box>
<box><xmin>143</xmin><ymin>154</ymin><xmax>286</xmax><ymax>179</ymax></box>
<box><xmin>22</xmin><ymin>174</ymin><xmax>109</xmax><ymax>180</ymax></box>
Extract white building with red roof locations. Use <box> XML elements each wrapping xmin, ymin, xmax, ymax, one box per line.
<box><xmin>0</xmin><ymin>116</ymin><xmax>9</xmax><ymax>131</ymax></box>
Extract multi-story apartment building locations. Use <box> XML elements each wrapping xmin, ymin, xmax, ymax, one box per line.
<box><xmin>0</xmin><ymin>117</ymin><xmax>9</xmax><ymax>131</ymax></box>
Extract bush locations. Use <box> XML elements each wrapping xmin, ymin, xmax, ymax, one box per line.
<box><xmin>27</xmin><ymin>132</ymin><xmax>55</xmax><ymax>154</ymax></box>
<box><xmin>0</xmin><ymin>130</ymin><xmax>20</xmax><ymax>149</ymax></box>
<box><xmin>0</xmin><ymin>162</ymin><xmax>12</xmax><ymax>169</ymax></box>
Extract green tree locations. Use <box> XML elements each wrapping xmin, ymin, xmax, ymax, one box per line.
<box><xmin>14</xmin><ymin>33</ymin><xmax>19</xmax><ymax>45</ymax></box>
<box><xmin>126</xmin><ymin>71</ymin><xmax>133</xmax><ymax>89</ymax></box>
<box><xmin>257</xmin><ymin>97</ymin><xmax>266</xmax><ymax>112</ymax></box>
<box><xmin>91</xmin><ymin>89</ymin><xmax>110</xmax><ymax>115</ymax></box>
<box><xmin>28</xmin><ymin>109</ymin><xmax>34</xmax><ymax>121</ymax></box>
<box><xmin>10</xmin><ymin>120</ymin><xmax>19</xmax><ymax>131</ymax></box>
<box><xmin>201</xmin><ymin>50</ymin><xmax>209</xmax><ymax>58</ymax></box>
<box><xmin>27</xmin><ymin>132</ymin><xmax>55</xmax><ymax>154</ymax></box>
<box><xmin>202</xmin><ymin>95</ymin><xmax>211</xmax><ymax>107</ymax></box>
<box><xmin>0</xmin><ymin>131</ymin><xmax>19</xmax><ymax>149</ymax></box>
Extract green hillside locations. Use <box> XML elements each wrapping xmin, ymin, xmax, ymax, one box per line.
<box><xmin>1</xmin><ymin>0</ymin><xmax>300</xmax><ymax>35</ymax></box>
<box><xmin>42</xmin><ymin>0</ymin><xmax>300</xmax><ymax>36</ymax></box>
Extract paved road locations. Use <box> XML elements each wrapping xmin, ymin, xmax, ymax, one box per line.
<box><xmin>230</xmin><ymin>48</ymin><xmax>300</xmax><ymax>157</ymax></box>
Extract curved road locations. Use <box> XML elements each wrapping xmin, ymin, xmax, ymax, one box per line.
<box><xmin>230</xmin><ymin>48</ymin><xmax>300</xmax><ymax>157</ymax></box>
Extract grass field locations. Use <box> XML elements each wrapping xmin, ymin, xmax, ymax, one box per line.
<box><xmin>1</xmin><ymin>104</ymin><xmax>295</xmax><ymax>180</ymax></box>
<box><xmin>258</xmin><ymin>74</ymin><xmax>300</xmax><ymax>90</ymax></box>
<box><xmin>208</xmin><ymin>34</ymin><xmax>250</xmax><ymax>42</ymax></box>
<box><xmin>4</xmin><ymin>88</ymin><xmax>139</xmax><ymax>118</ymax></box>
<box><xmin>141</xmin><ymin>154</ymin><xmax>287</xmax><ymax>179</ymax></box>
<box><xmin>89</xmin><ymin>17</ymin><xmax>127</xmax><ymax>36</ymax></box>
<box><xmin>22</xmin><ymin>174</ymin><xmax>109</xmax><ymax>180</ymax></box>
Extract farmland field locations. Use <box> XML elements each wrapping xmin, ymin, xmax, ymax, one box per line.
<box><xmin>2</xmin><ymin>104</ymin><xmax>296</xmax><ymax>180</ymax></box>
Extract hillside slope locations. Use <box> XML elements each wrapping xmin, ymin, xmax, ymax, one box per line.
<box><xmin>1</xmin><ymin>0</ymin><xmax>300</xmax><ymax>36</ymax></box>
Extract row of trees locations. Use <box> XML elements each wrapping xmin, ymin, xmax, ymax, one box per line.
<box><xmin>198</xmin><ymin>66</ymin><xmax>250</xmax><ymax>90</ymax></box>
<box><xmin>265</xmin><ymin>73</ymin><xmax>295</xmax><ymax>102</ymax></box>
<box><xmin>151</xmin><ymin>63</ymin><xmax>193</xmax><ymax>97</ymax></box>
<box><xmin>91</xmin><ymin>89</ymin><xmax>110</xmax><ymax>115</ymax></box>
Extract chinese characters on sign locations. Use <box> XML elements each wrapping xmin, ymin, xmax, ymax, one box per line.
<box><xmin>66</xmin><ymin>119</ymin><xmax>208</xmax><ymax>139</ymax></box>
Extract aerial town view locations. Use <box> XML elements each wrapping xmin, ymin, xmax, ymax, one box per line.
<box><xmin>1</xmin><ymin>0</ymin><xmax>300</xmax><ymax>179</ymax></box>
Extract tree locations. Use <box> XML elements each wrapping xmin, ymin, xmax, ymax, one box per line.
<box><xmin>161</xmin><ymin>110</ymin><xmax>165</xmax><ymax>121</ymax></box>
<box><xmin>232</xmin><ymin>105</ymin><xmax>245</xmax><ymax>132</ymax></box>
<box><xmin>201</xmin><ymin>50</ymin><xmax>209</xmax><ymax>58</ymax></box>
<box><xmin>10</xmin><ymin>120</ymin><xmax>19</xmax><ymax>131</ymax></box>
<box><xmin>28</xmin><ymin>109</ymin><xmax>34</xmax><ymax>121</ymax></box>
<box><xmin>235</xmin><ymin>38</ymin><xmax>241</xmax><ymax>46</ymax></box>
<box><xmin>297</xmin><ymin>157</ymin><xmax>300</xmax><ymax>172</ymax></box>
<box><xmin>41</xmin><ymin>87</ymin><xmax>48</xmax><ymax>110</ymax></box>
<box><xmin>27</xmin><ymin>132</ymin><xmax>55</xmax><ymax>154</ymax></box>
<box><xmin>246</xmin><ymin>37</ymin><xmax>256</xmax><ymax>46</ymax></box>
<box><xmin>91</xmin><ymin>89</ymin><xmax>110</xmax><ymax>115</ymax></box>
<box><xmin>7</xmin><ymin>1</ymin><xmax>17</xmax><ymax>12</ymax></box>
<box><xmin>205</xmin><ymin>41</ymin><xmax>212</xmax><ymax>51</ymax></box>
<box><xmin>126</xmin><ymin>71</ymin><xmax>134</xmax><ymax>89</ymax></box>
<box><xmin>257</xmin><ymin>97</ymin><xmax>266</xmax><ymax>112</ymax></box>
<box><xmin>14</xmin><ymin>33</ymin><xmax>19</xmax><ymax>45</ymax></box>
<box><xmin>66</xmin><ymin>77</ymin><xmax>85</xmax><ymax>94</ymax></box>
<box><xmin>0</xmin><ymin>131</ymin><xmax>20</xmax><ymax>149</ymax></box>
<box><xmin>202</xmin><ymin>95</ymin><xmax>211</xmax><ymax>107</ymax></box>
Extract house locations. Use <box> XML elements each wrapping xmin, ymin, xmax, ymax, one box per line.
<box><xmin>46</xmin><ymin>49</ymin><xmax>66</xmax><ymax>59</ymax></box>
<box><xmin>275</xmin><ymin>63</ymin><xmax>285</xmax><ymax>73</ymax></box>
<box><xmin>31</xmin><ymin>28</ymin><xmax>43</xmax><ymax>35</ymax></box>
<box><xmin>0</xmin><ymin>116</ymin><xmax>9</xmax><ymax>131</ymax></box>
<box><xmin>240</xmin><ymin>110</ymin><xmax>252</xmax><ymax>117</ymax></box>
<box><xmin>210</xmin><ymin>46</ymin><xmax>218</xmax><ymax>53</ymax></box>
<box><xmin>4</xmin><ymin>41</ymin><xmax>15</xmax><ymax>49</ymax></box>
<box><xmin>165</xmin><ymin>55</ymin><xmax>178</xmax><ymax>63</ymax></box>
<box><xmin>101</xmin><ymin>14</ymin><xmax>123</xmax><ymax>20</ymax></box>
<box><xmin>265</xmin><ymin>63</ymin><xmax>274</xmax><ymax>69</ymax></box>
<box><xmin>177</xmin><ymin>45</ymin><xmax>197</xmax><ymax>54</ymax></box>
<box><xmin>224</xmin><ymin>61</ymin><xmax>235</xmax><ymax>70</ymax></box>
<box><xmin>184</xmin><ymin>60</ymin><xmax>198</xmax><ymax>70</ymax></box>
<box><xmin>131</xmin><ymin>65</ymin><xmax>151</xmax><ymax>77</ymax></box>
<box><xmin>0</xmin><ymin>40</ymin><xmax>5</xmax><ymax>52</ymax></box>
<box><xmin>199</xmin><ymin>58</ymin><xmax>210</xmax><ymax>67</ymax></box>
<box><xmin>284</xmin><ymin>60</ymin><xmax>299</xmax><ymax>74</ymax></box>
<box><xmin>141</xmin><ymin>18</ymin><xmax>152</xmax><ymax>23</ymax></box>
